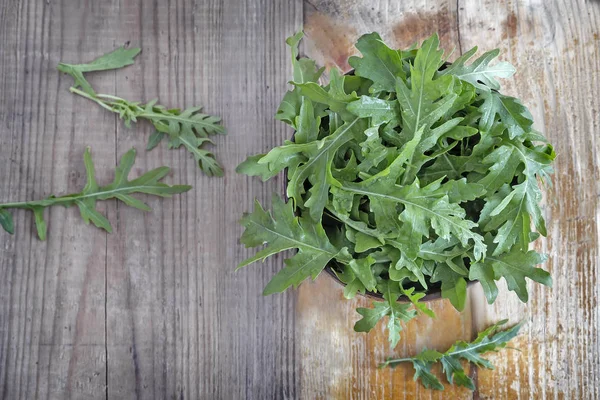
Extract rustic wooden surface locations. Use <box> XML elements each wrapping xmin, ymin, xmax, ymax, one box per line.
<box><xmin>0</xmin><ymin>0</ymin><xmax>597</xmax><ymax>399</ymax></box>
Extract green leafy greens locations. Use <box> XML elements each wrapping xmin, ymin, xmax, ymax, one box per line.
<box><xmin>0</xmin><ymin>148</ymin><xmax>191</xmax><ymax>240</ymax></box>
<box><xmin>379</xmin><ymin>320</ymin><xmax>522</xmax><ymax>391</ymax></box>
<box><xmin>237</xmin><ymin>32</ymin><xmax>554</xmax><ymax>348</ymax></box>
<box><xmin>58</xmin><ymin>47</ymin><xmax>226</xmax><ymax>176</ymax></box>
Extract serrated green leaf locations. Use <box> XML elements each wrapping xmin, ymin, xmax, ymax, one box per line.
<box><xmin>61</xmin><ymin>47</ymin><xmax>226</xmax><ymax>176</ymax></box>
<box><xmin>431</xmin><ymin>263</ymin><xmax>468</xmax><ymax>311</ymax></box>
<box><xmin>479</xmin><ymin>91</ymin><xmax>533</xmax><ymax>138</ymax></box>
<box><xmin>0</xmin><ymin>148</ymin><xmax>190</xmax><ymax>240</ymax></box>
<box><xmin>57</xmin><ymin>46</ymin><xmax>141</xmax><ymax>95</ymax></box>
<box><xmin>381</xmin><ymin>320</ymin><xmax>522</xmax><ymax>391</ymax></box>
<box><xmin>442</xmin><ymin>47</ymin><xmax>515</xmax><ymax>91</ymax></box>
<box><xmin>146</xmin><ymin>131</ymin><xmax>166</xmax><ymax>151</ymax></box>
<box><xmin>355</xmin><ymin>281</ymin><xmax>416</xmax><ymax>348</ymax></box>
<box><xmin>483</xmin><ymin>248</ymin><xmax>552</xmax><ymax>302</ymax></box>
<box><xmin>275</xmin><ymin>32</ymin><xmax>324</xmax><ymax>127</ymax></box>
<box><xmin>238</xmin><ymin>196</ymin><xmax>349</xmax><ymax>294</ymax></box>
<box><xmin>347</xmin><ymin>96</ymin><xmax>400</xmax><ymax>126</ymax></box>
<box><xmin>348</xmin><ymin>32</ymin><xmax>405</xmax><ymax>92</ymax></box>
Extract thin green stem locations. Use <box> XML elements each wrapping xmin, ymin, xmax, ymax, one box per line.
<box><xmin>69</xmin><ymin>87</ymin><xmax>116</xmax><ymax>112</ymax></box>
<box><xmin>379</xmin><ymin>357</ymin><xmax>412</xmax><ymax>367</ymax></box>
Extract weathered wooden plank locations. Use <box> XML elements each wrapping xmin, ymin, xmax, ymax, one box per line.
<box><xmin>457</xmin><ymin>1</ymin><xmax>600</xmax><ymax>398</ymax></box>
<box><xmin>103</xmin><ymin>0</ymin><xmax>302</xmax><ymax>399</ymax></box>
<box><xmin>296</xmin><ymin>0</ymin><xmax>600</xmax><ymax>398</ymax></box>
<box><xmin>0</xmin><ymin>1</ymin><xmax>122</xmax><ymax>399</ymax></box>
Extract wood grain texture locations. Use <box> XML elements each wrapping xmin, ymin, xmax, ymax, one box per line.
<box><xmin>0</xmin><ymin>0</ymin><xmax>302</xmax><ymax>399</ymax></box>
<box><xmin>297</xmin><ymin>0</ymin><xmax>600</xmax><ymax>398</ymax></box>
<box><xmin>0</xmin><ymin>0</ymin><xmax>598</xmax><ymax>399</ymax></box>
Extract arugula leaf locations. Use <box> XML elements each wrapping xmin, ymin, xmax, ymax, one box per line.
<box><xmin>441</xmin><ymin>47</ymin><xmax>516</xmax><ymax>92</ymax></box>
<box><xmin>380</xmin><ymin>320</ymin><xmax>522</xmax><ymax>391</ymax></box>
<box><xmin>431</xmin><ymin>263</ymin><xmax>468</xmax><ymax>311</ymax></box>
<box><xmin>57</xmin><ymin>46</ymin><xmax>141</xmax><ymax>95</ymax></box>
<box><xmin>60</xmin><ymin>49</ymin><xmax>226</xmax><ymax>176</ymax></box>
<box><xmin>258</xmin><ymin>118</ymin><xmax>366</xmax><ymax>221</ymax></box>
<box><xmin>238</xmin><ymin>195</ymin><xmax>351</xmax><ymax>294</ymax></box>
<box><xmin>0</xmin><ymin>148</ymin><xmax>191</xmax><ymax>239</ymax></box>
<box><xmin>470</xmin><ymin>246</ymin><xmax>551</xmax><ymax>303</ymax></box>
<box><xmin>479</xmin><ymin>91</ymin><xmax>533</xmax><ymax>138</ymax></box>
<box><xmin>354</xmin><ymin>281</ymin><xmax>416</xmax><ymax>348</ymax></box>
<box><xmin>348</xmin><ymin>32</ymin><xmax>405</xmax><ymax>92</ymax></box>
<box><xmin>276</xmin><ymin>32</ymin><xmax>324</xmax><ymax>127</ymax></box>
<box><xmin>0</xmin><ymin>209</ymin><xmax>14</xmax><ymax>234</ymax></box>
<box><xmin>338</xmin><ymin>179</ymin><xmax>486</xmax><ymax>261</ymax></box>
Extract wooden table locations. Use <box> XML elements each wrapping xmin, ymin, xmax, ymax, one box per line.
<box><xmin>0</xmin><ymin>0</ymin><xmax>598</xmax><ymax>398</ymax></box>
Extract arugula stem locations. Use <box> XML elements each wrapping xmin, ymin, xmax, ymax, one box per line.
<box><xmin>69</xmin><ymin>87</ymin><xmax>116</xmax><ymax>112</ymax></box>
<box><xmin>379</xmin><ymin>357</ymin><xmax>412</xmax><ymax>367</ymax></box>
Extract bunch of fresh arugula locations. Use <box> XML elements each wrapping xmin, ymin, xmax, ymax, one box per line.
<box><xmin>237</xmin><ymin>32</ymin><xmax>554</xmax><ymax>349</ymax></box>
<box><xmin>58</xmin><ymin>47</ymin><xmax>226</xmax><ymax>176</ymax></box>
<box><xmin>0</xmin><ymin>148</ymin><xmax>190</xmax><ymax>239</ymax></box>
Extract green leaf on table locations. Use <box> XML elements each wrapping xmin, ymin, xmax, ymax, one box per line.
<box><xmin>60</xmin><ymin>48</ymin><xmax>226</xmax><ymax>176</ymax></box>
<box><xmin>0</xmin><ymin>209</ymin><xmax>14</xmax><ymax>234</ymax></box>
<box><xmin>0</xmin><ymin>148</ymin><xmax>191</xmax><ymax>240</ymax></box>
<box><xmin>57</xmin><ymin>46</ymin><xmax>141</xmax><ymax>95</ymax></box>
<box><xmin>380</xmin><ymin>320</ymin><xmax>523</xmax><ymax>391</ymax></box>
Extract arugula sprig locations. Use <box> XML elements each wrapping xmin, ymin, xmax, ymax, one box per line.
<box><xmin>58</xmin><ymin>47</ymin><xmax>226</xmax><ymax>176</ymax></box>
<box><xmin>379</xmin><ymin>320</ymin><xmax>522</xmax><ymax>391</ymax></box>
<box><xmin>0</xmin><ymin>148</ymin><xmax>191</xmax><ymax>240</ymax></box>
<box><xmin>237</xmin><ymin>32</ymin><xmax>554</xmax><ymax>348</ymax></box>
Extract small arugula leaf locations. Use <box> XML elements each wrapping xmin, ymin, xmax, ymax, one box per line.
<box><xmin>293</xmin><ymin>69</ymin><xmax>358</xmax><ymax>121</ymax></box>
<box><xmin>441</xmin><ymin>47</ymin><xmax>516</xmax><ymax>91</ymax></box>
<box><xmin>380</xmin><ymin>320</ymin><xmax>522</xmax><ymax>391</ymax></box>
<box><xmin>478</xmin><ymin>144</ymin><xmax>522</xmax><ymax>193</ymax></box>
<box><xmin>276</xmin><ymin>32</ymin><xmax>324</xmax><ymax>127</ymax></box>
<box><xmin>479</xmin><ymin>91</ymin><xmax>533</xmax><ymax>138</ymax></box>
<box><xmin>146</xmin><ymin>131</ymin><xmax>166</xmax><ymax>151</ymax></box>
<box><xmin>431</xmin><ymin>263</ymin><xmax>468</xmax><ymax>311</ymax></box>
<box><xmin>0</xmin><ymin>209</ymin><xmax>14</xmax><ymax>234</ymax></box>
<box><xmin>400</xmin><ymin>284</ymin><xmax>435</xmax><ymax>318</ymax></box>
<box><xmin>354</xmin><ymin>281</ymin><xmax>416</xmax><ymax>348</ymax></box>
<box><xmin>411</xmin><ymin>361</ymin><xmax>445</xmax><ymax>390</ymax></box>
<box><xmin>57</xmin><ymin>46</ymin><xmax>141</xmax><ymax>95</ymax></box>
<box><xmin>235</xmin><ymin>154</ymin><xmax>282</xmax><ymax>181</ymax></box>
<box><xmin>347</xmin><ymin>96</ymin><xmax>400</xmax><ymax>126</ymax></box>
<box><xmin>349</xmin><ymin>32</ymin><xmax>405</xmax><ymax>92</ymax></box>
<box><xmin>0</xmin><ymin>148</ymin><xmax>191</xmax><ymax>240</ymax></box>
<box><xmin>348</xmin><ymin>256</ymin><xmax>377</xmax><ymax>290</ymax></box>
<box><xmin>479</xmin><ymin>247</ymin><xmax>551</xmax><ymax>303</ymax></box>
